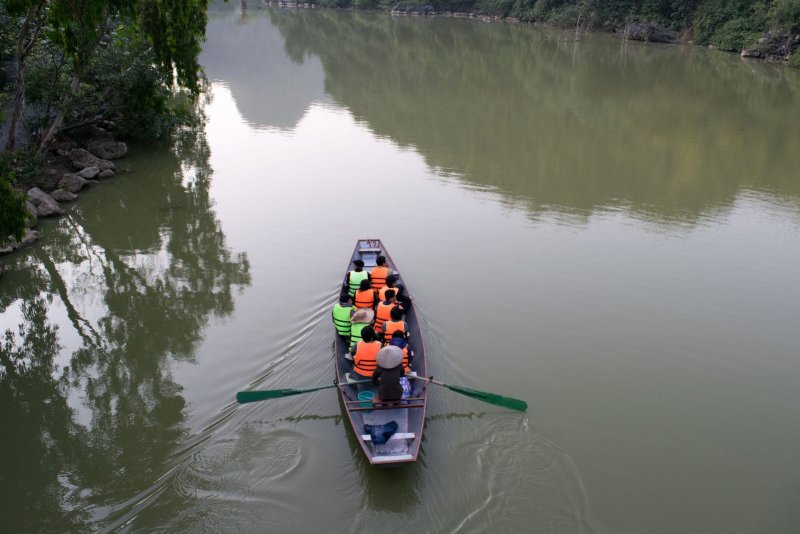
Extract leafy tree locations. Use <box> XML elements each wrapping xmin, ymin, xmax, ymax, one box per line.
<box><xmin>38</xmin><ymin>0</ymin><xmax>211</xmax><ymax>152</ymax></box>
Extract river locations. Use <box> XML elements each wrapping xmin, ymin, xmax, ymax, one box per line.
<box><xmin>2</xmin><ymin>4</ymin><xmax>800</xmax><ymax>532</ymax></box>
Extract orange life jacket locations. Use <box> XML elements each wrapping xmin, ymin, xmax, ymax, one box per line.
<box><xmin>371</xmin><ymin>266</ymin><xmax>390</xmax><ymax>289</ymax></box>
<box><xmin>379</xmin><ymin>285</ymin><xmax>399</xmax><ymax>301</ymax></box>
<box><xmin>353</xmin><ymin>341</ymin><xmax>381</xmax><ymax>376</ymax></box>
<box><xmin>383</xmin><ymin>320</ymin><xmax>407</xmax><ymax>342</ymax></box>
<box><xmin>354</xmin><ymin>288</ymin><xmax>375</xmax><ymax>309</ymax></box>
<box><xmin>374</xmin><ymin>301</ymin><xmax>396</xmax><ymax>333</ymax></box>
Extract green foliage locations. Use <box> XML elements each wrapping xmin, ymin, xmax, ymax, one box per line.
<box><xmin>713</xmin><ymin>16</ymin><xmax>767</xmax><ymax>51</ymax></box>
<box><xmin>21</xmin><ymin>14</ymin><xmax>204</xmax><ymax>143</ymax></box>
<box><xmin>138</xmin><ymin>0</ymin><xmax>209</xmax><ymax>95</ymax></box>
<box><xmin>0</xmin><ymin>170</ymin><xmax>28</xmax><ymax>243</ymax></box>
<box><xmin>546</xmin><ymin>2</ymin><xmax>579</xmax><ymax>27</ymax></box>
<box><xmin>789</xmin><ymin>48</ymin><xmax>800</xmax><ymax>66</ymax></box>
<box><xmin>771</xmin><ymin>0</ymin><xmax>800</xmax><ymax>31</ymax></box>
<box><xmin>694</xmin><ymin>0</ymin><xmax>769</xmax><ymax>48</ymax></box>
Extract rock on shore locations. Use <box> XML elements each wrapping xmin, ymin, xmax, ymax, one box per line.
<box><xmin>624</xmin><ymin>22</ymin><xmax>676</xmax><ymax>43</ymax></box>
<box><xmin>27</xmin><ymin>187</ymin><xmax>65</xmax><ymax>217</ymax></box>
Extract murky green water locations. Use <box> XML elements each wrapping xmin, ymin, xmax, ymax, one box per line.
<box><xmin>2</xmin><ymin>5</ymin><xmax>800</xmax><ymax>532</ymax></box>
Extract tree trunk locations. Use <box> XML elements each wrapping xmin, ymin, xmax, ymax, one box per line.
<box><xmin>38</xmin><ymin>74</ymin><xmax>80</xmax><ymax>155</ymax></box>
<box><xmin>4</xmin><ymin>3</ymin><xmax>45</xmax><ymax>152</ymax></box>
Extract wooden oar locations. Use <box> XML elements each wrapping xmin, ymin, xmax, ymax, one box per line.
<box><xmin>410</xmin><ymin>375</ymin><xmax>527</xmax><ymax>412</ymax></box>
<box><xmin>236</xmin><ymin>379</ymin><xmax>371</xmax><ymax>405</ymax></box>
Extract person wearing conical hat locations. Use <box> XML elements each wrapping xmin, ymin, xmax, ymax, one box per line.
<box><xmin>348</xmin><ymin>307</ymin><xmax>374</xmax><ymax>355</ymax></box>
<box><xmin>372</xmin><ymin>345</ymin><xmax>405</xmax><ymax>402</ymax></box>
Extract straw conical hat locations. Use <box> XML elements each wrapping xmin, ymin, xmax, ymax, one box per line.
<box><xmin>351</xmin><ymin>308</ymin><xmax>374</xmax><ymax>324</ymax></box>
<box><xmin>376</xmin><ymin>345</ymin><xmax>403</xmax><ymax>369</ymax></box>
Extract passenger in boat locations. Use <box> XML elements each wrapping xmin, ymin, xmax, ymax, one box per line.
<box><xmin>352</xmin><ymin>326</ymin><xmax>381</xmax><ymax>379</ymax></box>
<box><xmin>354</xmin><ymin>279</ymin><xmax>377</xmax><ymax>309</ymax></box>
<box><xmin>374</xmin><ymin>289</ymin><xmax>402</xmax><ymax>334</ymax></box>
<box><xmin>389</xmin><ymin>330</ymin><xmax>412</xmax><ymax>372</ymax></box>
<box><xmin>372</xmin><ymin>345</ymin><xmax>406</xmax><ymax>402</ymax></box>
<box><xmin>332</xmin><ymin>292</ymin><xmax>354</xmax><ymax>338</ymax></box>
<box><xmin>370</xmin><ymin>256</ymin><xmax>391</xmax><ymax>291</ymax></box>
<box><xmin>345</xmin><ymin>259</ymin><xmax>370</xmax><ymax>298</ymax></box>
<box><xmin>382</xmin><ymin>306</ymin><xmax>409</xmax><ymax>343</ymax></box>
<box><xmin>380</xmin><ymin>274</ymin><xmax>410</xmax><ymax>305</ymax></box>
<box><xmin>349</xmin><ymin>307</ymin><xmax>375</xmax><ymax>353</ymax></box>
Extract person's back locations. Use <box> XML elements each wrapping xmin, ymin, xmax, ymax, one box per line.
<box><xmin>349</xmin><ymin>307</ymin><xmax>374</xmax><ymax>352</ymax></box>
<box><xmin>346</xmin><ymin>259</ymin><xmax>369</xmax><ymax>298</ymax></box>
<box><xmin>332</xmin><ymin>293</ymin><xmax>354</xmax><ymax>338</ymax></box>
<box><xmin>372</xmin><ymin>345</ymin><xmax>404</xmax><ymax>401</ymax></box>
<box><xmin>380</xmin><ymin>274</ymin><xmax>410</xmax><ymax>305</ymax></box>
<box><xmin>389</xmin><ymin>331</ymin><xmax>411</xmax><ymax>372</ymax></box>
<box><xmin>354</xmin><ymin>279</ymin><xmax>377</xmax><ymax>309</ymax></box>
<box><xmin>353</xmin><ymin>327</ymin><xmax>381</xmax><ymax>378</ymax></box>
<box><xmin>374</xmin><ymin>289</ymin><xmax>398</xmax><ymax>334</ymax></box>
<box><xmin>370</xmin><ymin>256</ymin><xmax>390</xmax><ymax>291</ymax></box>
<box><xmin>382</xmin><ymin>306</ymin><xmax>408</xmax><ymax>342</ymax></box>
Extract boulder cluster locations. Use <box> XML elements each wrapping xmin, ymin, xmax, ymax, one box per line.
<box><xmin>1</xmin><ymin>136</ymin><xmax>128</xmax><ymax>256</ymax></box>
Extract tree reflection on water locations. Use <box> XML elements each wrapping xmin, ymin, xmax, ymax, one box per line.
<box><xmin>0</xmin><ymin>122</ymin><xmax>250</xmax><ymax>531</ymax></box>
<box><xmin>263</xmin><ymin>9</ymin><xmax>800</xmax><ymax>224</ymax></box>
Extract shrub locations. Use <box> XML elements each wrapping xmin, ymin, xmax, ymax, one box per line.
<box><xmin>772</xmin><ymin>0</ymin><xmax>800</xmax><ymax>31</ymax></box>
<box><xmin>694</xmin><ymin>0</ymin><xmax>768</xmax><ymax>48</ymax></box>
<box><xmin>0</xmin><ymin>171</ymin><xmax>28</xmax><ymax>243</ymax></box>
<box><xmin>713</xmin><ymin>17</ymin><xmax>765</xmax><ymax>50</ymax></box>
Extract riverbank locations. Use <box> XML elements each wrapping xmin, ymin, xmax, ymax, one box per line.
<box><xmin>0</xmin><ymin>124</ymin><xmax>129</xmax><ymax>257</ymax></box>
<box><xmin>264</xmin><ymin>0</ymin><xmax>800</xmax><ymax>65</ymax></box>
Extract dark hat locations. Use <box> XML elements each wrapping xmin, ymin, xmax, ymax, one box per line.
<box><xmin>353</xmin><ymin>259</ymin><xmax>364</xmax><ymax>267</ymax></box>
<box><xmin>389</xmin><ymin>336</ymin><xmax>407</xmax><ymax>348</ymax></box>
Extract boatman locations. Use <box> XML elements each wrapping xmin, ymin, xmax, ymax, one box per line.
<box><xmin>332</xmin><ymin>292</ymin><xmax>354</xmax><ymax>338</ymax></box>
<box><xmin>370</xmin><ymin>256</ymin><xmax>391</xmax><ymax>291</ymax></box>
<box><xmin>345</xmin><ymin>259</ymin><xmax>370</xmax><ymax>298</ymax></box>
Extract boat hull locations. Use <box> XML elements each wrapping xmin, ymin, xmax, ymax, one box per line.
<box><xmin>335</xmin><ymin>239</ymin><xmax>427</xmax><ymax>465</ymax></box>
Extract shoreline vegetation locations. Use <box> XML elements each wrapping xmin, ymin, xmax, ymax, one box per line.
<box><xmin>2</xmin><ymin>1</ymin><xmax>799</xmax><ymax>269</ymax></box>
<box><xmin>0</xmin><ymin>1</ymin><xmax>210</xmax><ymax>267</ymax></box>
<box><xmin>269</xmin><ymin>0</ymin><xmax>800</xmax><ymax>61</ymax></box>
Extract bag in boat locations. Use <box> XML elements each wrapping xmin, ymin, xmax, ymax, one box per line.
<box><xmin>363</xmin><ymin>421</ymin><xmax>398</xmax><ymax>445</ymax></box>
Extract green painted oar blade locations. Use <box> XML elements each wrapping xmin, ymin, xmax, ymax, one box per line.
<box><xmin>444</xmin><ymin>384</ymin><xmax>528</xmax><ymax>412</ymax></box>
<box><xmin>236</xmin><ymin>383</ymin><xmax>335</xmax><ymax>404</ymax></box>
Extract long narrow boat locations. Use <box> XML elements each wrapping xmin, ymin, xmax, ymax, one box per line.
<box><xmin>335</xmin><ymin>239</ymin><xmax>427</xmax><ymax>465</ymax></box>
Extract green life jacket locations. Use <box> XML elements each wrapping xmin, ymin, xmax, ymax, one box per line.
<box><xmin>348</xmin><ymin>270</ymin><xmax>368</xmax><ymax>297</ymax></box>
<box><xmin>332</xmin><ymin>303</ymin><xmax>353</xmax><ymax>337</ymax></box>
<box><xmin>350</xmin><ymin>322</ymin><xmax>370</xmax><ymax>348</ymax></box>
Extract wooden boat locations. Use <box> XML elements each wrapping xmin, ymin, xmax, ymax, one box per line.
<box><xmin>335</xmin><ymin>239</ymin><xmax>427</xmax><ymax>465</ymax></box>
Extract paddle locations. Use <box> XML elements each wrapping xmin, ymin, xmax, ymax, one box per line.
<box><xmin>236</xmin><ymin>380</ymin><xmax>371</xmax><ymax>405</ymax></box>
<box><xmin>410</xmin><ymin>376</ymin><xmax>527</xmax><ymax>412</ymax></box>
